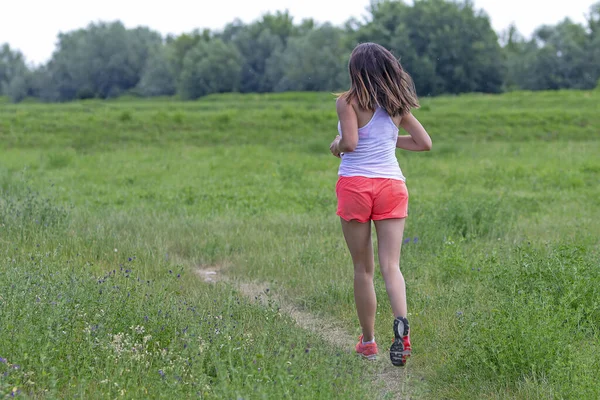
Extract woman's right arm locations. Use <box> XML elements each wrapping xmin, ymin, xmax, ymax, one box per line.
<box><xmin>396</xmin><ymin>113</ymin><xmax>432</xmax><ymax>151</ymax></box>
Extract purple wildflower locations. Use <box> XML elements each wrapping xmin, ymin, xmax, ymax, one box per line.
<box><xmin>413</xmin><ymin>237</ymin><xmax>419</xmax><ymax>243</ymax></box>
<box><xmin>158</xmin><ymin>369</ymin><xmax>165</xmax><ymax>377</ymax></box>
<box><xmin>403</xmin><ymin>238</ymin><xmax>411</xmax><ymax>244</ymax></box>
<box><xmin>177</xmin><ymin>274</ymin><xmax>181</xmax><ymax>278</ymax></box>
<box><xmin>0</xmin><ymin>357</ymin><xmax>6</xmax><ymax>363</ymax></box>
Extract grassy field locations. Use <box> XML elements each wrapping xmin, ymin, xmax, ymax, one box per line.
<box><xmin>1</xmin><ymin>90</ymin><xmax>599</xmax><ymax>399</ymax></box>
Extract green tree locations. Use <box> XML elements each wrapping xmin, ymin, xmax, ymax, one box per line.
<box><xmin>259</xmin><ymin>10</ymin><xmax>297</xmax><ymax>43</ymax></box>
<box><xmin>229</xmin><ymin>26</ymin><xmax>285</xmax><ymax>92</ymax></box>
<box><xmin>4</xmin><ymin>74</ymin><xmax>30</xmax><ymax>102</ymax></box>
<box><xmin>357</xmin><ymin>0</ymin><xmax>504</xmax><ymax>95</ymax></box>
<box><xmin>0</xmin><ymin>44</ymin><xmax>30</xmax><ymax>101</ymax></box>
<box><xmin>503</xmin><ymin>3</ymin><xmax>600</xmax><ymax>91</ymax></box>
<box><xmin>44</xmin><ymin>21</ymin><xmax>162</xmax><ymax>100</ymax></box>
<box><xmin>178</xmin><ymin>39</ymin><xmax>242</xmax><ymax>99</ymax></box>
<box><xmin>520</xmin><ymin>19</ymin><xmax>595</xmax><ymax>90</ymax></box>
<box><xmin>587</xmin><ymin>2</ymin><xmax>600</xmax><ymax>37</ymax></box>
<box><xmin>222</xmin><ymin>12</ymin><xmax>296</xmax><ymax>93</ymax></box>
<box><xmin>165</xmin><ymin>29</ymin><xmax>210</xmax><ymax>85</ymax></box>
<box><xmin>137</xmin><ymin>47</ymin><xmax>176</xmax><ymax>97</ymax></box>
<box><xmin>274</xmin><ymin>24</ymin><xmax>350</xmax><ymax>92</ymax></box>
<box><xmin>501</xmin><ymin>24</ymin><xmax>537</xmax><ymax>90</ymax></box>
<box><xmin>586</xmin><ymin>2</ymin><xmax>600</xmax><ymax>88</ymax></box>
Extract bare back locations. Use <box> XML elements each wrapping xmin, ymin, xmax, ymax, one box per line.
<box><xmin>351</xmin><ymin>101</ymin><xmax>402</xmax><ymax>129</ymax></box>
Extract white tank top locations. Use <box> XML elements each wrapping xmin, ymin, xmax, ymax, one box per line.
<box><xmin>338</xmin><ymin>106</ymin><xmax>405</xmax><ymax>181</ymax></box>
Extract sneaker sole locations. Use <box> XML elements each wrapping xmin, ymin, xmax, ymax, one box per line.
<box><xmin>358</xmin><ymin>353</ymin><xmax>377</xmax><ymax>361</ymax></box>
<box><xmin>390</xmin><ymin>338</ymin><xmax>410</xmax><ymax>366</ymax></box>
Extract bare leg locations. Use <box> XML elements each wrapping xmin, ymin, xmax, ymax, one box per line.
<box><xmin>340</xmin><ymin>218</ymin><xmax>376</xmax><ymax>342</ymax></box>
<box><xmin>373</xmin><ymin>218</ymin><xmax>407</xmax><ymax>318</ymax></box>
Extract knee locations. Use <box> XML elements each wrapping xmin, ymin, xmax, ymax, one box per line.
<box><xmin>379</xmin><ymin>260</ymin><xmax>401</xmax><ymax>279</ymax></box>
<box><xmin>354</xmin><ymin>265</ymin><xmax>374</xmax><ymax>279</ymax></box>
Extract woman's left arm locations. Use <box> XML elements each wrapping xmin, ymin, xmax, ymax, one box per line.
<box><xmin>335</xmin><ymin>98</ymin><xmax>359</xmax><ymax>153</ymax></box>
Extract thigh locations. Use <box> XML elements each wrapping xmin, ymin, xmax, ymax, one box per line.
<box><xmin>373</xmin><ymin>218</ymin><xmax>406</xmax><ymax>268</ymax></box>
<box><xmin>340</xmin><ymin>218</ymin><xmax>374</xmax><ymax>272</ymax></box>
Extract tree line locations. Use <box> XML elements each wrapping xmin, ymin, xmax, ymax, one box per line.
<box><xmin>1</xmin><ymin>0</ymin><xmax>599</xmax><ymax>103</ymax></box>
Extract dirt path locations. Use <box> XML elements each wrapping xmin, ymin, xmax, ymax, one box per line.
<box><xmin>196</xmin><ymin>266</ymin><xmax>425</xmax><ymax>399</ymax></box>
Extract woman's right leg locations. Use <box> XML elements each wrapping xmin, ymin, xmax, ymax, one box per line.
<box><xmin>373</xmin><ymin>218</ymin><xmax>407</xmax><ymax>319</ymax></box>
<box><xmin>340</xmin><ymin>218</ymin><xmax>377</xmax><ymax>342</ymax></box>
<box><xmin>374</xmin><ymin>217</ymin><xmax>412</xmax><ymax>366</ymax></box>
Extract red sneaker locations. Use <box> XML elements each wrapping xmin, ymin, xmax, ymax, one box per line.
<box><xmin>390</xmin><ymin>317</ymin><xmax>411</xmax><ymax>367</ymax></box>
<box><xmin>355</xmin><ymin>335</ymin><xmax>378</xmax><ymax>360</ymax></box>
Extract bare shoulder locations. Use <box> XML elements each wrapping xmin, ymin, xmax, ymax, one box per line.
<box><xmin>399</xmin><ymin>112</ymin><xmax>417</xmax><ymax>127</ymax></box>
<box><xmin>391</xmin><ymin>111</ymin><xmax>404</xmax><ymax>128</ymax></box>
<box><xmin>336</xmin><ymin>95</ymin><xmax>355</xmax><ymax>115</ymax></box>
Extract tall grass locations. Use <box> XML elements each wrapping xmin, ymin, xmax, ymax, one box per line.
<box><xmin>1</xmin><ymin>90</ymin><xmax>599</xmax><ymax>398</ymax></box>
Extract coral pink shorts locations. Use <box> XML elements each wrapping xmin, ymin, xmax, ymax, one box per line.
<box><xmin>336</xmin><ymin>176</ymin><xmax>408</xmax><ymax>223</ymax></box>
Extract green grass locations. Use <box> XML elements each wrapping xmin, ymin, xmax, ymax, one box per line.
<box><xmin>1</xmin><ymin>90</ymin><xmax>599</xmax><ymax>398</ymax></box>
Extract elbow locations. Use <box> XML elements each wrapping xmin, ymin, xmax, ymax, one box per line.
<box><xmin>340</xmin><ymin>140</ymin><xmax>358</xmax><ymax>153</ymax></box>
<box><xmin>420</xmin><ymin>136</ymin><xmax>432</xmax><ymax>151</ymax></box>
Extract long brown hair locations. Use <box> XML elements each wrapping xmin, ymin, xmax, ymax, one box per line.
<box><xmin>340</xmin><ymin>43</ymin><xmax>419</xmax><ymax>117</ymax></box>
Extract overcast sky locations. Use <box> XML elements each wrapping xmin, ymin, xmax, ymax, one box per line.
<box><xmin>1</xmin><ymin>0</ymin><xmax>595</xmax><ymax>65</ymax></box>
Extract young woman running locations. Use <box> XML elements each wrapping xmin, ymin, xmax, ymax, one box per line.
<box><xmin>330</xmin><ymin>42</ymin><xmax>432</xmax><ymax>366</ymax></box>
